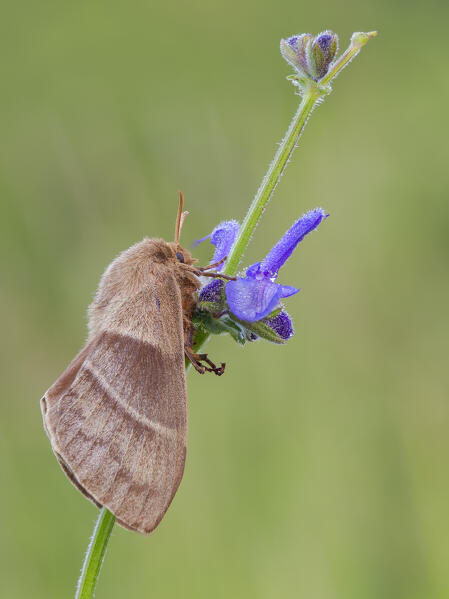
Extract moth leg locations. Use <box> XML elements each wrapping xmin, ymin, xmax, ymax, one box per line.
<box><xmin>196</xmin><ymin>256</ymin><xmax>227</xmax><ymax>272</ymax></box>
<box><xmin>184</xmin><ymin>346</ymin><xmax>225</xmax><ymax>376</ymax></box>
<box><xmin>184</xmin><ymin>345</ymin><xmax>206</xmax><ymax>374</ymax></box>
<box><xmin>193</xmin><ymin>270</ymin><xmax>236</xmax><ymax>281</ymax></box>
<box><xmin>197</xmin><ymin>353</ymin><xmax>226</xmax><ymax>376</ymax></box>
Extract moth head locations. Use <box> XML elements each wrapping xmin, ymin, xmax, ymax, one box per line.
<box><xmin>166</xmin><ymin>242</ymin><xmax>196</xmax><ymax>267</ymax></box>
<box><xmin>126</xmin><ymin>239</ymin><xmax>195</xmax><ymax>268</ymax></box>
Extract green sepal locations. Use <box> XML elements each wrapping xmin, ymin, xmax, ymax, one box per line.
<box><xmin>229</xmin><ymin>314</ymin><xmax>287</xmax><ymax>345</ymax></box>
<box><xmin>280</xmin><ymin>38</ymin><xmax>301</xmax><ymax>70</ymax></box>
<box><xmin>304</xmin><ymin>36</ymin><xmax>317</xmax><ymax>80</ymax></box>
<box><xmin>193</xmin><ymin>304</ymin><xmax>287</xmax><ymax>345</ymax></box>
<box><xmin>287</xmin><ymin>74</ymin><xmax>309</xmax><ymax>88</ymax></box>
<box><xmin>196</xmin><ymin>300</ymin><xmax>222</xmax><ymax>313</ymax></box>
<box><xmin>310</xmin><ymin>33</ymin><xmax>338</xmax><ymax>79</ymax></box>
<box><xmin>192</xmin><ymin>310</ymin><xmax>247</xmax><ymax>345</ymax></box>
<box><xmin>196</xmin><ymin>284</ymin><xmax>226</xmax><ymax>314</ymax></box>
<box><xmin>264</xmin><ymin>306</ymin><xmax>282</xmax><ymax>319</ymax></box>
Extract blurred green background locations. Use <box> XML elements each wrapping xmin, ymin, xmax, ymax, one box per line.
<box><xmin>1</xmin><ymin>1</ymin><xmax>448</xmax><ymax>597</ymax></box>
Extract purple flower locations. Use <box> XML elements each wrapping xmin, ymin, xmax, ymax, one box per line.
<box><xmin>225</xmin><ymin>208</ymin><xmax>327</xmax><ymax>322</ymax></box>
<box><xmin>194</xmin><ymin>220</ymin><xmax>239</xmax><ymax>271</ymax></box>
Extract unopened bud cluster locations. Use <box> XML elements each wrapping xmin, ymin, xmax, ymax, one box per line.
<box><xmin>280</xmin><ymin>31</ymin><xmax>338</xmax><ymax>82</ymax></box>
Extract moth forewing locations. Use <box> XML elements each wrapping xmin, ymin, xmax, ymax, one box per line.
<box><xmin>41</xmin><ymin>238</ymin><xmax>197</xmax><ymax>534</ymax></box>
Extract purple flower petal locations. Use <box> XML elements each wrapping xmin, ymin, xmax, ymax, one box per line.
<box><xmin>261</xmin><ymin>208</ymin><xmax>327</xmax><ymax>278</ymax></box>
<box><xmin>192</xmin><ymin>233</ymin><xmax>211</xmax><ymax>247</ymax></box>
<box><xmin>225</xmin><ymin>277</ymin><xmax>283</xmax><ymax>322</ymax></box>
<box><xmin>263</xmin><ymin>311</ymin><xmax>294</xmax><ymax>340</ymax></box>
<box><xmin>245</xmin><ymin>262</ymin><xmax>262</xmax><ymax>278</ymax></box>
<box><xmin>194</xmin><ymin>220</ymin><xmax>239</xmax><ymax>271</ymax></box>
<box><xmin>280</xmin><ymin>285</ymin><xmax>300</xmax><ymax>298</ymax></box>
<box><xmin>316</xmin><ymin>32</ymin><xmax>332</xmax><ymax>52</ymax></box>
<box><xmin>286</xmin><ymin>35</ymin><xmax>300</xmax><ymax>50</ymax></box>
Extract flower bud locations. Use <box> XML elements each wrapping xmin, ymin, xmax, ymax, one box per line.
<box><xmin>351</xmin><ymin>31</ymin><xmax>377</xmax><ymax>49</ymax></box>
<box><xmin>228</xmin><ymin>309</ymin><xmax>294</xmax><ymax>344</ymax></box>
<box><xmin>197</xmin><ymin>279</ymin><xmax>225</xmax><ymax>313</ymax></box>
<box><xmin>280</xmin><ymin>34</ymin><xmax>313</xmax><ymax>78</ymax></box>
<box><xmin>308</xmin><ymin>31</ymin><xmax>338</xmax><ymax>80</ymax></box>
<box><xmin>281</xmin><ymin>30</ymin><xmax>338</xmax><ymax>82</ymax></box>
<box><xmin>262</xmin><ymin>310</ymin><xmax>294</xmax><ymax>340</ymax></box>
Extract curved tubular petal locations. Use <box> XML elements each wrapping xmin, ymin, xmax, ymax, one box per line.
<box><xmin>194</xmin><ymin>221</ymin><xmax>240</xmax><ymax>271</ymax></box>
<box><xmin>280</xmin><ymin>285</ymin><xmax>300</xmax><ymax>298</ymax></box>
<box><xmin>261</xmin><ymin>208</ymin><xmax>327</xmax><ymax>277</ymax></box>
<box><xmin>192</xmin><ymin>233</ymin><xmax>211</xmax><ymax>247</ymax></box>
<box><xmin>210</xmin><ymin>221</ymin><xmax>240</xmax><ymax>268</ymax></box>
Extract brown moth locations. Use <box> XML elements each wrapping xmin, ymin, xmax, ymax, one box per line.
<box><xmin>41</xmin><ymin>193</ymin><xmax>233</xmax><ymax>534</ymax></box>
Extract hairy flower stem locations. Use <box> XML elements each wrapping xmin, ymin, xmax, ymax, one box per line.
<box><xmin>223</xmin><ymin>87</ymin><xmax>320</xmax><ymax>277</ymax></box>
<box><xmin>75</xmin><ymin>30</ymin><xmax>376</xmax><ymax>599</ymax></box>
<box><xmin>75</xmin><ymin>508</ymin><xmax>115</xmax><ymax>599</ymax></box>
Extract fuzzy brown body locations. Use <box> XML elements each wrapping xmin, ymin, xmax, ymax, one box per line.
<box><xmin>41</xmin><ymin>238</ymin><xmax>200</xmax><ymax>534</ymax></box>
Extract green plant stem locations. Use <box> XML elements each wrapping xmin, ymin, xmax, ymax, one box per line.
<box><xmin>75</xmin><ymin>508</ymin><xmax>116</xmax><ymax>599</ymax></box>
<box><xmin>223</xmin><ymin>85</ymin><xmax>321</xmax><ymax>277</ymax></box>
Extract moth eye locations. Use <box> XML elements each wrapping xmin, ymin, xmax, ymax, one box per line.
<box><xmin>176</xmin><ymin>252</ymin><xmax>185</xmax><ymax>263</ymax></box>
